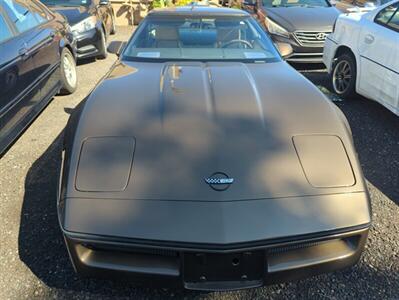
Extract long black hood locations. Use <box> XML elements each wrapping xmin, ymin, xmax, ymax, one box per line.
<box><xmin>49</xmin><ymin>5</ymin><xmax>90</xmax><ymax>25</ymax></box>
<box><xmin>60</xmin><ymin>61</ymin><xmax>371</xmax><ymax>243</ymax></box>
<box><xmin>63</xmin><ymin>61</ymin><xmax>366</xmax><ymax>202</ymax></box>
<box><xmin>266</xmin><ymin>6</ymin><xmax>340</xmax><ymax>32</ymax></box>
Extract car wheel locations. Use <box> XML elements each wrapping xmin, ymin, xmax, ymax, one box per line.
<box><xmin>97</xmin><ymin>29</ymin><xmax>108</xmax><ymax>60</ymax></box>
<box><xmin>110</xmin><ymin>13</ymin><xmax>116</xmax><ymax>35</ymax></box>
<box><xmin>59</xmin><ymin>48</ymin><xmax>77</xmax><ymax>95</ymax></box>
<box><xmin>331</xmin><ymin>53</ymin><xmax>357</xmax><ymax>99</ymax></box>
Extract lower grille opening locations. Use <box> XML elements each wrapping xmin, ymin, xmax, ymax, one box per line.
<box><xmin>74</xmin><ymin>243</ymin><xmax>180</xmax><ymax>277</ymax></box>
<box><xmin>83</xmin><ymin>243</ymin><xmax>179</xmax><ymax>257</ymax></box>
<box><xmin>267</xmin><ymin>235</ymin><xmax>361</xmax><ymax>273</ymax></box>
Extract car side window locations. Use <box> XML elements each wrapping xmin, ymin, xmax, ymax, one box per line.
<box><xmin>2</xmin><ymin>0</ymin><xmax>46</xmax><ymax>33</ymax></box>
<box><xmin>29</xmin><ymin>1</ymin><xmax>51</xmax><ymax>23</ymax></box>
<box><xmin>0</xmin><ymin>13</ymin><xmax>14</xmax><ymax>44</ymax></box>
<box><xmin>386</xmin><ymin>6</ymin><xmax>399</xmax><ymax>31</ymax></box>
<box><xmin>375</xmin><ymin>3</ymin><xmax>399</xmax><ymax>26</ymax></box>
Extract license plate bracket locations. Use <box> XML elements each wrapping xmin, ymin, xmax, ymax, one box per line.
<box><xmin>183</xmin><ymin>250</ymin><xmax>265</xmax><ymax>285</ymax></box>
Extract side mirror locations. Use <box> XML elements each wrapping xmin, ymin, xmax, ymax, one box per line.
<box><xmin>107</xmin><ymin>41</ymin><xmax>126</xmax><ymax>56</ymax></box>
<box><xmin>99</xmin><ymin>0</ymin><xmax>109</xmax><ymax>5</ymax></box>
<box><xmin>242</xmin><ymin>0</ymin><xmax>257</xmax><ymax>12</ymax></box>
<box><xmin>275</xmin><ymin>42</ymin><xmax>293</xmax><ymax>59</ymax></box>
<box><xmin>243</xmin><ymin>0</ymin><xmax>256</xmax><ymax>6</ymax></box>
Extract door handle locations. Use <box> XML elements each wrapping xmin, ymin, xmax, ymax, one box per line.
<box><xmin>18</xmin><ymin>46</ymin><xmax>28</xmax><ymax>58</ymax></box>
<box><xmin>364</xmin><ymin>34</ymin><xmax>375</xmax><ymax>44</ymax></box>
<box><xmin>46</xmin><ymin>32</ymin><xmax>56</xmax><ymax>44</ymax></box>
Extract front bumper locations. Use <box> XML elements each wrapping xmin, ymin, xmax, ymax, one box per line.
<box><xmin>73</xmin><ymin>28</ymin><xmax>102</xmax><ymax>59</ymax></box>
<box><xmin>323</xmin><ymin>36</ymin><xmax>339</xmax><ymax>73</ymax></box>
<box><xmin>272</xmin><ymin>34</ymin><xmax>325</xmax><ymax>64</ymax></box>
<box><xmin>64</xmin><ymin>227</ymin><xmax>369</xmax><ymax>290</ymax></box>
<box><xmin>59</xmin><ymin>189</ymin><xmax>371</xmax><ymax>290</ymax></box>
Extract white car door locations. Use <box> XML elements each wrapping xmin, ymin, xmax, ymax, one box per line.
<box><xmin>357</xmin><ymin>2</ymin><xmax>399</xmax><ymax>115</ymax></box>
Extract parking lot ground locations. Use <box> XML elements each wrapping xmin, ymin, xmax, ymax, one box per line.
<box><xmin>1</xmin><ymin>27</ymin><xmax>398</xmax><ymax>300</ymax></box>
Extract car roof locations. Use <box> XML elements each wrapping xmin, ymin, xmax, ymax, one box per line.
<box><xmin>148</xmin><ymin>6</ymin><xmax>249</xmax><ymax>17</ymax></box>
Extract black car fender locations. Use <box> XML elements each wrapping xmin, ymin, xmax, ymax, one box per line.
<box><xmin>59</xmin><ymin>34</ymin><xmax>77</xmax><ymax>61</ymax></box>
<box><xmin>95</xmin><ymin>19</ymin><xmax>107</xmax><ymax>38</ymax></box>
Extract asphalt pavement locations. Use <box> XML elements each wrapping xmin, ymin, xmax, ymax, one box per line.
<box><xmin>0</xmin><ymin>27</ymin><xmax>398</xmax><ymax>300</ymax></box>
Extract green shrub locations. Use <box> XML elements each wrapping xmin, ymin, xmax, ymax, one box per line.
<box><xmin>175</xmin><ymin>0</ymin><xmax>193</xmax><ymax>5</ymax></box>
<box><xmin>152</xmin><ymin>0</ymin><xmax>165</xmax><ymax>8</ymax></box>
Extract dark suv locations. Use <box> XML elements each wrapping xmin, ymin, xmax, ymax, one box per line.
<box><xmin>0</xmin><ymin>0</ymin><xmax>77</xmax><ymax>155</ymax></box>
<box><xmin>41</xmin><ymin>0</ymin><xmax>116</xmax><ymax>59</ymax></box>
<box><xmin>243</xmin><ymin>0</ymin><xmax>340</xmax><ymax>63</ymax></box>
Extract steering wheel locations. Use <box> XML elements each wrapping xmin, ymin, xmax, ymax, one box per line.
<box><xmin>222</xmin><ymin>39</ymin><xmax>253</xmax><ymax>49</ymax></box>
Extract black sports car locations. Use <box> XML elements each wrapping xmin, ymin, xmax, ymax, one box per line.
<box><xmin>59</xmin><ymin>7</ymin><xmax>371</xmax><ymax>291</ymax></box>
<box><xmin>41</xmin><ymin>0</ymin><xmax>116</xmax><ymax>59</ymax></box>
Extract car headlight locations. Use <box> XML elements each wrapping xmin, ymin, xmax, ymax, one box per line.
<box><xmin>71</xmin><ymin>16</ymin><xmax>97</xmax><ymax>34</ymax></box>
<box><xmin>266</xmin><ymin>17</ymin><xmax>289</xmax><ymax>38</ymax></box>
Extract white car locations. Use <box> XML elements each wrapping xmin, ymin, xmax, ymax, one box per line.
<box><xmin>323</xmin><ymin>0</ymin><xmax>399</xmax><ymax>116</ymax></box>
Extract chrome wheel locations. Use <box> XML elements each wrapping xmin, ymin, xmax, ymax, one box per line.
<box><xmin>332</xmin><ymin>60</ymin><xmax>352</xmax><ymax>94</ymax></box>
<box><xmin>63</xmin><ymin>53</ymin><xmax>77</xmax><ymax>88</ymax></box>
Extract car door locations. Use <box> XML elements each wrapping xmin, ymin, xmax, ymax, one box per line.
<box><xmin>358</xmin><ymin>2</ymin><xmax>399</xmax><ymax>114</ymax></box>
<box><xmin>0</xmin><ymin>8</ymin><xmax>18</xmax><ymax>149</ymax></box>
<box><xmin>28</xmin><ymin>0</ymin><xmax>61</xmax><ymax>101</ymax></box>
<box><xmin>0</xmin><ymin>1</ymin><xmax>41</xmax><ymax>151</ymax></box>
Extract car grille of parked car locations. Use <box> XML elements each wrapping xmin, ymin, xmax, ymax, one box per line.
<box><xmin>293</xmin><ymin>31</ymin><xmax>331</xmax><ymax>47</ymax></box>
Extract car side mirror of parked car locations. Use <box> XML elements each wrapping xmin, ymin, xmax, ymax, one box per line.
<box><xmin>107</xmin><ymin>41</ymin><xmax>126</xmax><ymax>56</ymax></box>
<box><xmin>243</xmin><ymin>0</ymin><xmax>256</xmax><ymax>6</ymax></box>
<box><xmin>275</xmin><ymin>42</ymin><xmax>293</xmax><ymax>59</ymax></box>
<box><xmin>242</xmin><ymin>0</ymin><xmax>257</xmax><ymax>11</ymax></box>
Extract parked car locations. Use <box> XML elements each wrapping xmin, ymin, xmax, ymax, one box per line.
<box><xmin>323</xmin><ymin>0</ymin><xmax>399</xmax><ymax>116</ymax></box>
<box><xmin>0</xmin><ymin>0</ymin><xmax>77</xmax><ymax>155</ymax></box>
<box><xmin>59</xmin><ymin>7</ymin><xmax>371</xmax><ymax>290</ymax></box>
<box><xmin>40</xmin><ymin>0</ymin><xmax>116</xmax><ymax>59</ymax></box>
<box><xmin>242</xmin><ymin>0</ymin><xmax>341</xmax><ymax>63</ymax></box>
<box><xmin>333</xmin><ymin>0</ymin><xmax>393</xmax><ymax>12</ymax></box>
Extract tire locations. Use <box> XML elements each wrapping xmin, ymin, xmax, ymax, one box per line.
<box><xmin>97</xmin><ymin>29</ymin><xmax>108</xmax><ymax>59</ymax></box>
<box><xmin>110</xmin><ymin>13</ymin><xmax>116</xmax><ymax>35</ymax></box>
<box><xmin>331</xmin><ymin>53</ymin><xmax>357</xmax><ymax>100</ymax></box>
<box><xmin>59</xmin><ymin>48</ymin><xmax>77</xmax><ymax>95</ymax></box>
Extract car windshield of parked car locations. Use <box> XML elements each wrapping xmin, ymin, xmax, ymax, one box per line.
<box><xmin>262</xmin><ymin>0</ymin><xmax>330</xmax><ymax>7</ymax></box>
<box><xmin>40</xmin><ymin>0</ymin><xmax>91</xmax><ymax>6</ymax></box>
<box><xmin>122</xmin><ymin>16</ymin><xmax>281</xmax><ymax>62</ymax></box>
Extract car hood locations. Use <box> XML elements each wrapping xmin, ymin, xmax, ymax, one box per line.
<box><xmin>266</xmin><ymin>7</ymin><xmax>340</xmax><ymax>32</ymax></box>
<box><xmin>49</xmin><ymin>5</ymin><xmax>90</xmax><ymax>25</ymax></box>
<box><xmin>63</xmin><ymin>61</ymin><xmax>365</xmax><ymax>202</ymax></box>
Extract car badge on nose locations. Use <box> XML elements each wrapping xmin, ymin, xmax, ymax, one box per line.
<box><xmin>316</xmin><ymin>32</ymin><xmax>327</xmax><ymax>40</ymax></box>
<box><xmin>205</xmin><ymin>172</ymin><xmax>234</xmax><ymax>191</ymax></box>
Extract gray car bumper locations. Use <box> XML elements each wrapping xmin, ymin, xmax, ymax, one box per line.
<box><xmin>63</xmin><ymin>227</ymin><xmax>369</xmax><ymax>291</ymax></box>
<box><xmin>271</xmin><ymin>34</ymin><xmax>326</xmax><ymax>64</ymax></box>
<box><xmin>59</xmin><ymin>189</ymin><xmax>371</xmax><ymax>290</ymax></box>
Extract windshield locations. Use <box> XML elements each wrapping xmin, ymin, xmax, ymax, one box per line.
<box><xmin>40</xmin><ymin>0</ymin><xmax>91</xmax><ymax>6</ymax></box>
<box><xmin>262</xmin><ymin>0</ymin><xmax>330</xmax><ymax>7</ymax></box>
<box><xmin>122</xmin><ymin>16</ymin><xmax>281</xmax><ymax>62</ymax></box>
